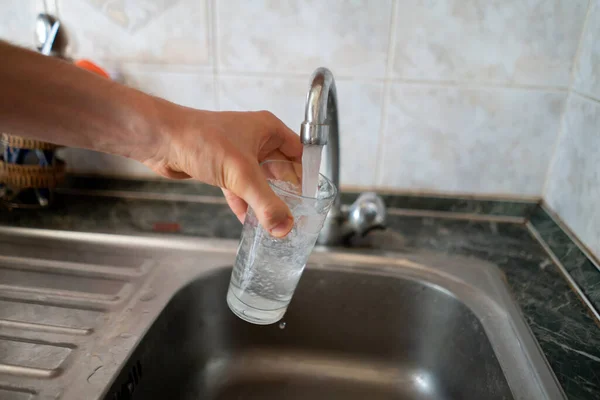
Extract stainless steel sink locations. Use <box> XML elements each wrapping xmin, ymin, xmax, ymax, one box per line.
<box><xmin>101</xmin><ymin>251</ymin><xmax>563</xmax><ymax>400</ymax></box>
<box><xmin>109</xmin><ymin>268</ymin><xmax>515</xmax><ymax>400</ymax></box>
<box><xmin>0</xmin><ymin>228</ymin><xmax>564</xmax><ymax>399</ymax></box>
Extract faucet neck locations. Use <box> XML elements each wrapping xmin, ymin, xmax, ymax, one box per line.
<box><xmin>300</xmin><ymin>67</ymin><xmax>340</xmax><ymax>213</ymax></box>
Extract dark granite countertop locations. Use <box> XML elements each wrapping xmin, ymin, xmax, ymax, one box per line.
<box><xmin>1</xmin><ymin>177</ymin><xmax>599</xmax><ymax>400</ymax></box>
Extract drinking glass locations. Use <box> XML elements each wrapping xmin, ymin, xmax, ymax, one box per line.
<box><xmin>226</xmin><ymin>159</ymin><xmax>337</xmax><ymax>324</ymax></box>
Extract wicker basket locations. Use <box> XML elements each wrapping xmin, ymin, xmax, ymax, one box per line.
<box><xmin>0</xmin><ymin>159</ymin><xmax>66</xmax><ymax>189</ymax></box>
<box><xmin>0</xmin><ymin>134</ymin><xmax>66</xmax><ymax>208</ymax></box>
<box><xmin>1</xmin><ymin>133</ymin><xmax>62</xmax><ymax>151</ymax></box>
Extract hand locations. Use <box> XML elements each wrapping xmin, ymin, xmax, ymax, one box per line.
<box><xmin>142</xmin><ymin>106</ymin><xmax>303</xmax><ymax>237</ymax></box>
<box><xmin>0</xmin><ymin>40</ymin><xmax>300</xmax><ymax>233</ymax></box>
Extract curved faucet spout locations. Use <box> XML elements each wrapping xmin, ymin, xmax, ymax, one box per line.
<box><xmin>300</xmin><ymin>67</ymin><xmax>386</xmax><ymax>245</ymax></box>
<box><xmin>300</xmin><ymin>67</ymin><xmax>340</xmax><ymax>215</ymax></box>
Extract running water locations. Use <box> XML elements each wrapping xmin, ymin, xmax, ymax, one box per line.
<box><xmin>301</xmin><ymin>145</ymin><xmax>323</xmax><ymax>197</ymax></box>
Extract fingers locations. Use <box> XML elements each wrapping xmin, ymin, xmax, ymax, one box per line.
<box><xmin>222</xmin><ymin>188</ymin><xmax>247</xmax><ymax>223</ymax></box>
<box><xmin>262</xmin><ymin>111</ymin><xmax>303</xmax><ymax>161</ymax></box>
<box><xmin>261</xmin><ymin>153</ymin><xmax>301</xmax><ymax>187</ymax></box>
<box><xmin>278</xmin><ymin>130</ymin><xmax>303</xmax><ymax>161</ymax></box>
<box><xmin>227</xmin><ymin>158</ymin><xmax>293</xmax><ymax>238</ymax></box>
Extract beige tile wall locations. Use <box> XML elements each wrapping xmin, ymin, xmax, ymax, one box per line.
<box><xmin>0</xmin><ymin>0</ymin><xmax>41</xmax><ymax>49</ymax></box>
<box><xmin>380</xmin><ymin>86</ymin><xmax>565</xmax><ymax>195</ymax></box>
<box><xmin>392</xmin><ymin>1</ymin><xmax>587</xmax><ymax>86</ymax></box>
<box><xmin>545</xmin><ymin>0</ymin><xmax>600</xmax><ymax>259</ymax></box>
<box><xmin>0</xmin><ymin>0</ymin><xmax>591</xmax><ymax>195</ymax></box>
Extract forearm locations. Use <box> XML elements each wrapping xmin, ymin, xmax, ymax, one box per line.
<box><xmin>0</xmin><ymin>41</ymin><xmax>171</xmax><ymax>160</ymax></box>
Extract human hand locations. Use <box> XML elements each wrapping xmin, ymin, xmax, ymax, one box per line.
<box><xmin>141</xmin><ymin>106</ymin><xmax>302</xmax><ymax>237</ymax></box>
<box><xmin>0</xmin><ymin>40</ymin><xmax>300</xmax><ymax>233</ymax></box>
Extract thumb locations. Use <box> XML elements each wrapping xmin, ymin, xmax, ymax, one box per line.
<box><xmin>227</xmin><ymin>160</ymin><xmax>294</xmax><ymax>238</ymax></box>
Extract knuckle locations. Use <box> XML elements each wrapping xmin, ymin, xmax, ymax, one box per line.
<box><xmin>262</xmin><ymin>202</ymin><xmax>285</xmax><ymax>223</ymax></box>
<box><xmin>257</xmin><ymin>110</ymin><xmax>277</xmax><ymax>123</ymax></box>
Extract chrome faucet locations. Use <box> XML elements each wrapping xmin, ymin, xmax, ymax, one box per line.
<box><xmin>300</xmin><ymin>67</ymin><xmax>386</xmax><ymax>245</ymax></box>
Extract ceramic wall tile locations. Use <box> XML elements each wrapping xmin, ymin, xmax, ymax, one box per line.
<box><xmin>218</xmin><ymin>76</ymin><xmax>384</xmax><ymax>186</ymax></box>
<box><xmin>545</xmin><ymin>94</ymin><xmax>600</xmax><ymax>259</ymax></box>
<box><xmin>218</xmin><ymin>76</ymin><xmax>306</xmax><ymax>130</ymax></box>
<box><xmin>0</xmin><ymin>0</ymin><xmax>41</xmax><ymax>49</ymax></box>
<box><xmin>393</xmin><ymin>0</ymin><xmax>588</xmax><ymax>87</ymax></box>
<box><xmin>379</xmin><ymin>84</ymin><xmax>566</xmax><ymax>195</ymax></box>
<box><xmin>3</xmin><ymin>0</ymin><xmax>593</xmax><ymax>201</ymax></box>
<box><xmin>57</xmin><ymin>0</ymin><xmax>211</xmax><ymax>67</ymax></box>
<box><xmin>119</xmin><ymin>67</ymin><xmax>217</xmax><ymax>110</ymax></box>
<box><xmin>573</xmin><ymin>0</ymin><xmax>600</xmax><ymax>100</ymax></box>
<box><xmin>216</xmin><ymin>0</ymin><xmax>392</xmax><ymax>77</ymax></box>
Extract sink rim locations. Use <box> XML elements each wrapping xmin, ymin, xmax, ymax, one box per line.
<box><xmin>0</xmin><ymin>227</ymin><xmax>565</xmax><ymax>400</ymax></box>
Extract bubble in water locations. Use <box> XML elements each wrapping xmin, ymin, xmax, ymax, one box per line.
<box><xmin>279</xmin><ymin>321</ymin><xmax>286</xmax><ymax>330</ymax></box>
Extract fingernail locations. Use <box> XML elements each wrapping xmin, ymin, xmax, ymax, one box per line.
<box><xmin>269</xmin><ymin>216</ymin><xmax>293</xmax><ymax>237</ymax></box>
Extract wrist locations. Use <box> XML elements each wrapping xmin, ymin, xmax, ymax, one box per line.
<box><xmin>118</xmin><ymin>92</ymin><xmax>178</xmax><ymax>164</ymax></box>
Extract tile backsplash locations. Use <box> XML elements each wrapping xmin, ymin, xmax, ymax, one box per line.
<box><xmin>545</xmin><ymin>0</ymin><xmax>600</xmax><ymax>260</ymax></box>
<box><xmin>379</xmin><ymin>85</ymin><xmax>565</xmax><ymax>195</ymax></box>
<box><xmin>1</xmin><ymin>1</ymin><xmax>598</xmax><ymax>256</ymax></box>
<box><xmin>392</xmin><ymin>0</ymin><xmax>587</xmax><ymax>86</ymax></box>
<box><xmin>0</xmin><ymin>0</ymin><xmax>586</xmax><ymax>189</ymax></box>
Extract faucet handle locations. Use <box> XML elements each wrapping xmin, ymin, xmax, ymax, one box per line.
<box><xmin>346</xmin><ymin>192</ymin><xmax>386</xmax><ymax>236</ymax></box>
<box><xmin>317</xmin><ymin>192</ymin><xmax>386</xmax><ymax>245</ymax></box>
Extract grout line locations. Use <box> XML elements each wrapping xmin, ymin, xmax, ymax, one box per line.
<box><xmin>80</xmin><ymin>60</ymin><xmax>570</xmax><ymax>93</ymax></box>
<box><xmin>43</xmin><ymin>0</ymin><xmax>58</xmax><ymax>15</ymax></box>
<box><xmin>215</xmin><ymin>70</ymin><xmax>569</xmax><ymax>92</ymax></box>
<box><xmin>571</xmin><ymin>89</ymin><xmax>600</xmax><ymax>105</ymax></box>
<box><xmin>540</xmin><ymin>92</ymin><xmax>571</xmax><ymax>198</ymax></box>
<box><xmin>374</xmin><ymin>0</ymin><xmax>399</xmax><ymax>186</ymax></box>
<box><xmin>362</xmin><ymin>187</ymin><xmax>541</xmax><ymax>202</ymax></box>
<box><xmin>50</xmin><ymin>0</ymin><xmax>58</xmax><ymax>15</ymax></box>
<box><xmin>371</xmin><ymin>86</ymin><xmax>389</xmax><ymax>184</ymax></box>
<box><xmin>382</xmin><ymin>79</ymin><xmax>568</xmax><ymax>92</ymax></box>
<box><xmin>541</xmin><ymin>0</ymin><xmax>594</xmax><ymax>203</ymax></box>
<box><xmin>86</xmin><ymin>59</ymin><xmax>215</xmax><ymax>75</ymax></box>
<box><xmin>55</xmin><ymin>188</ymin><xmax>228</xmax><ymax>204</ymax></box>
<box><xmin>539</xmin><ymin>202</ymin><xmax>600</xmax><ymax>273</ymax></box>
<box><xmin>386</xmin><ymin>208</ymin><xmax>526</xmax><ymax>224</ymax></box>
<box><xmin>218</xmin><ymin>70</ymin><xmax>569</xmax><ymax>91</ymax></box>
<box><xmin>218</xmin><ymin>69</ymin><xmax>315</xmax><ymax>80</ymax></box>
<box><xmin>61</xmin><ymin>174</ymin><xmax>542</xmax><ymax>202</ymax></box>
<box><xmin>568</xmin><ymin>0</ymin><xmax>595</xmax><ymax>93</ymax></box>
<box><xmin>56</xmin><ymin>186</ymin><xmax>537</xmax><ymax>220</ymax></box>
<box><xmin>527</xmin><ymin>222</ymin><xmax>600</xmax><ymax>325</ymax></box>
<box><xmin>210</xmin><ymin>0</ymin><xmax>220</xmax><ymax>110</ymax></box>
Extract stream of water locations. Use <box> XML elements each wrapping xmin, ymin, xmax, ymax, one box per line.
<box><xmin>301</xmin><ymin>145</ymin><xmax>323</xmax><ymax>197</ymax></box>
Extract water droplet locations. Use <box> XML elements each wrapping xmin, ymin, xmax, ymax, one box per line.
<box><xmin>279</xmin><ymin>321</ymin><xmax>286</xmax><ymax>330</ymax></box>
<box><xmin>119</xmin><ymin>333</ymin><xmax>133</xmax><ymax>339</ymax></box>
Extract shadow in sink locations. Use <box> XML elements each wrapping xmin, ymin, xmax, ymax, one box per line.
<box><xmin>105</xmin><ymin>267</ymin><xmax>513</xmax><ymax>400</ymax></box>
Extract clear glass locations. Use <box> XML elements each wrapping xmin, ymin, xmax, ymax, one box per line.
<box><xmin>227</xmin><ymin>159</ymin><xmax>337</xmax><ymax>324</ymax></box>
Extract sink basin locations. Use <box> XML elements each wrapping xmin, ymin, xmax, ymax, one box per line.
<box><xmin>104</xmin><ymin>250</ymin><xmax>564</xmax><ymax>400</ymax></box>
<box><xmin>0</xmin><ymin>226</ymin><xmax>565</xmax><ymax>400</ymax></box>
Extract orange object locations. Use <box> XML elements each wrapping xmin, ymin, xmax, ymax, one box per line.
<box><xmin>74</xmin><ymin>59</ymin><xmax>110</xmax><ymax>79</ymax></box>
<box><xmin>152</xmin><ymin>222</ymin><xmax>181</xmax><ymax>233</ymax></box>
